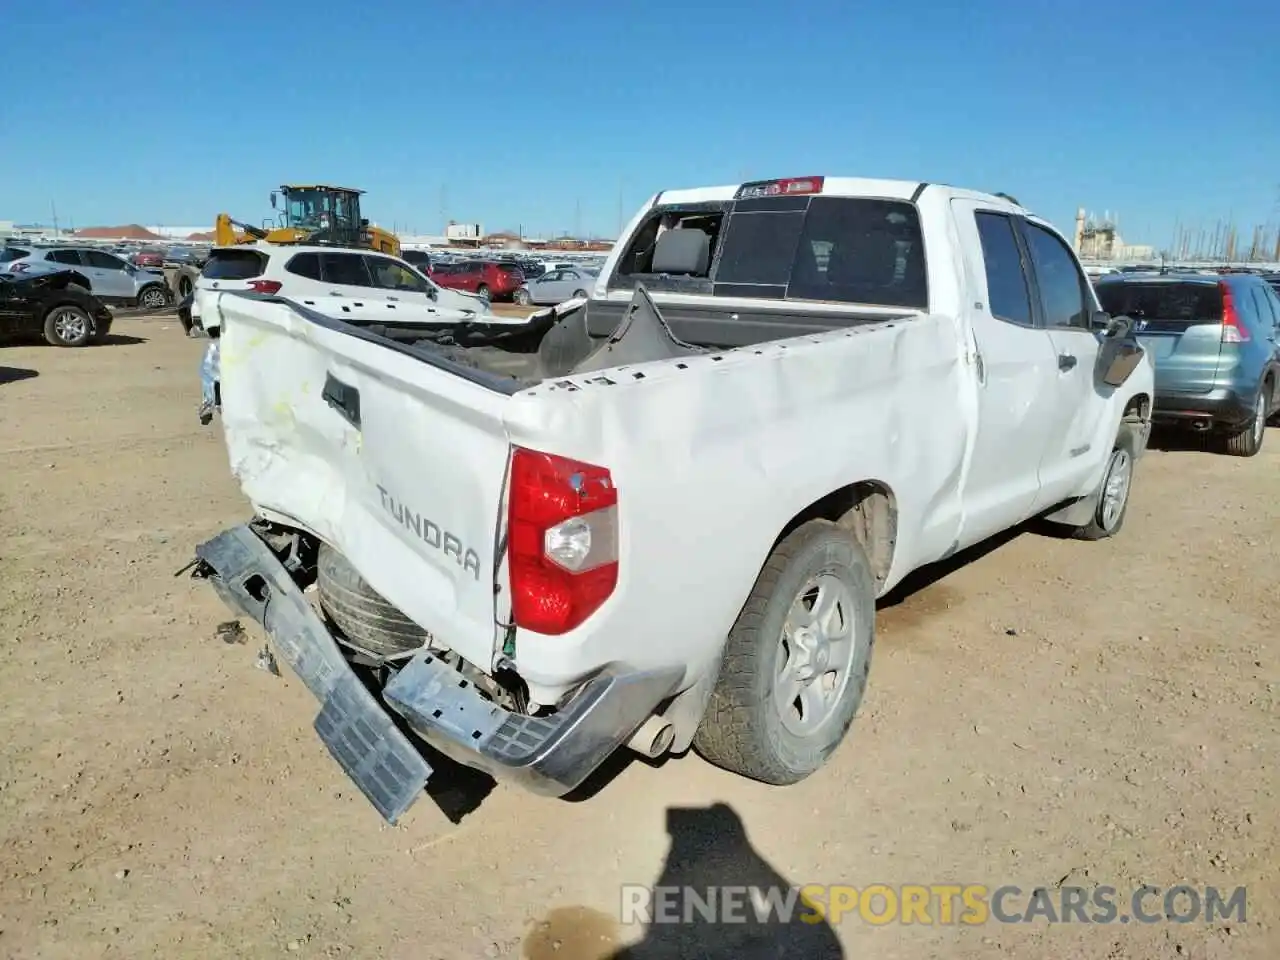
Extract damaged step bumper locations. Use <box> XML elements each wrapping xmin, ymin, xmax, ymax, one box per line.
<box><xmin>192</xmin><ymin>524</ymin><xmax>680</xmax><ymax>823</ymax></box>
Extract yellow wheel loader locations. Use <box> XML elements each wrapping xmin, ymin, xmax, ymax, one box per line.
<box><xmin>212</xmin><ymin>184</ymin><xmax>400</xmax><ymax>256</ymax></box>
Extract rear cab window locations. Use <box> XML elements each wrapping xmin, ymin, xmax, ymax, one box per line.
<box><xmin>202</xmin><ymin>248</ymin><xmax>267</xmax><ymax>280</ymax></box>
<box><xmin>611</xmin><ymin>191</ymin><xmax>928</xmax><ymax>309</ymax></box>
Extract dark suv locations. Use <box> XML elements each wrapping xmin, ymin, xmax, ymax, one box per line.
<box><xmin>1096</xmin><ymin>272</ymin><xmax>1280</xmax><ymax>456</ymax></box>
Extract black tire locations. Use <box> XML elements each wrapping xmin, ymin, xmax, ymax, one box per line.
<box><xmin>1222</xmin><ymin>383</ymin><xmax>1268</xmax><ymax>457</ymax></box>
<box><xmin>476</xmin><ymin>283</ymin><xmax>490</xmax><ymax>301</ymax></box>
<box><xmin>1071</xmin><ymin>422</ymin><xmax>1139</xmax><ymax>540</ymax></box>
<box><xmin>137</xmin><ymin>284</ymin><xmax>170</xmax><ymax>310</ymax></box>
<box><xmin>514</xmin><ymin>288</ymin><xmax>532</xmax><ymax>305</ymax></box>
<box><xmin>42</xmin><ymin>304</ymin><xmax>93</xmax><ymax>347</ymax></box>
<box><xmin>316</xmin><ymin>544</ymin><xmax>429</xmax><ymax>657</ymax></box>
<box><xmin>572</xmin><ymin>289</ymin><xmax>587</xmax><ymax>299</ymax></box>
<box><xmin>693</xmin><ymin>520</ymin><xmax>875</xmax><ymax>785</ymax></box>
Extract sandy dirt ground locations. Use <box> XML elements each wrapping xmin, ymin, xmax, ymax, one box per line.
<box><xmin>1</xmin><ymin>313</ymin><xmax>1277</xmax><ymax>959</ymax></box>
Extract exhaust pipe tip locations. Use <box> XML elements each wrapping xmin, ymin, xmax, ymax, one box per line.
<box><xmin>627</xmin><ymin>715</ymin><xmax>675</xmax><ymax>759</ymax></box>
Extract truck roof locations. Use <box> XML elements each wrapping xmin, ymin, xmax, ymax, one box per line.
<box><xmin>653</xmin><ymin>177</ymin><xmax>1027</xmax><ymax>215</ymax></box>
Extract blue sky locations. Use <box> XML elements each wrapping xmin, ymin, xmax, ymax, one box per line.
<box><xmin>1</xmin><ymin>0</ymin><xmax>1277</xmax><ymax>248</ymax></box>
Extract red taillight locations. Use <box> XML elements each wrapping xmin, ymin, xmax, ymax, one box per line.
<box><xmin>507</xmin><ymin>447</ymin><xmax>618</xmax><ymax>635</ymax></box>
<box><xmin>246</xmin><ymin>279</ymin><xmax>282</xmax><ymax>295</ymax></box>
<box><xmin>1220</xmin><ymin>282</ymin><xmax>1250</xmax><ymax>343</ymax></box>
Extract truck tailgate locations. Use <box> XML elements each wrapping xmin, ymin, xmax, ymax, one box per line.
<box><xmin>217</xmin><ymin>294</ymin><xmax>512</xmax><ymax>672</ymax></box>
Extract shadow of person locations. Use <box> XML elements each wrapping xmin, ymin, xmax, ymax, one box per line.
<box><xmin>610</xmin><ymin>802</ymin><xmax>844</xmax><ymax>959</ymax></box>
<box><xmin>0</xmin><ymin>366</ymin><xmax>39</xmax><ymax>385</ymax></box>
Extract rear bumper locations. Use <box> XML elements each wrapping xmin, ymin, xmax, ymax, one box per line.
<box><xmin>192</xmin><ymin>524</ymin><xmax>679</xmax><ymax>822</ymax></box>
<box><xmin>1153</xmin><ymin>386</ymin><xmax>1255</xmax><ymax>429</ymax></box>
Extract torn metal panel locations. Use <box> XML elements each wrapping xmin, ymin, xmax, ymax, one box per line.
<box><xmin>568</xmin><ymin>285</ymin><xmax>709</xmax><ymax>375</ymax></box>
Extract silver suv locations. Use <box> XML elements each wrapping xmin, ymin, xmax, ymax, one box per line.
<box><xmin>1</xmin><ymin>245</ymin><xmax>171</xmax><ymax>309</ymax></box>
<box><xmin>1096</xmin><ymin>272</ymin><xmax>1280</xmax><ymax>456</ymax></box>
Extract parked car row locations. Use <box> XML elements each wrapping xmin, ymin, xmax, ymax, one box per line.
<box><xmin>0</xmin><ymin>244</ymin><xmax>171</xmax><ymax>308</ymax></box>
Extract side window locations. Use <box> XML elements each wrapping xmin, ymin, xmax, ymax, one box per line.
<box><xmin>320</xmin><ymin>253</ymin><xmax>373</xmax><ymax>287</ymax></box>
<box><xmin>973</xmin><ymin>213</ymin><xmax>1033</xmax><ymax>326</ymax></box>
<box><xmin>367</xmin><ymin>256</ymin><xmax>428</xmax><ymax>292</ymax></box>
<box><xmin>286</xmin><ymin>252</ymin><xmax>322</xmax><ymax>280</ymax></box>
<box><xmin>1263</xmin><ymin>285</ymin><xmax>1280</xmax><ymax>328</ymax></box>
<box><xmin>1248</xmin><ymin>285</ymin><xmax>1275</xmax><ymax>329</ymax></box>
<box><xmin>1022</xmin><ymin>222</ymin><xmax>1091</xmax><ymax>329</ymax></box>
<box><xmin>47</xmin><ymin>249</ymin><xmax>83</xmax><ymax>265</ymax></box>
<box><xmin>84</xmin><ymin>250</ymin><xmax>125</xmax><ymax>270</ymax></box>
<box><xmin>541</xmin><ymin>270</ymin><xmax>563</xmax><ymax>283</ymax></box>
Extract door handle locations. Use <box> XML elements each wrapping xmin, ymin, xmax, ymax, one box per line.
<box><xmin>321</xmin><ymin>373</ymin><xmax>361</xmax><ymax>429</ymax></box>
<box><xmin>1058</xmin><ymin>354</ymin><xmax>1077</xmax><ymax>371</ymax></box>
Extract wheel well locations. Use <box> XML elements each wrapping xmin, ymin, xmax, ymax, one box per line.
<box><xmin>775</xmin><ymin>481</ymin><xmax>898</xmax><ymax>587</ymax></box>
<box><xmin>67</xmin><ymin>271</ymin><xmax>90</xmax><ymax>289</ymax></box>
<box><xmin>1124</xmin><ymin>393</ymin><xmax>1150</xmax><ymax>421</ymax></box>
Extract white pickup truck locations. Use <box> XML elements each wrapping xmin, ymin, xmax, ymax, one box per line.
<box><xmin>192</xmin><ymin>176</ymin><xmax>1153</xmax><ymax>822</ymax></box>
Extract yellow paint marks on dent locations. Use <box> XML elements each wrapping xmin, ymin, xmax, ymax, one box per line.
<box><xmin>219</xmin><ymin>332</ymin><xmax>269</xmax><ymax>374</ymax></box>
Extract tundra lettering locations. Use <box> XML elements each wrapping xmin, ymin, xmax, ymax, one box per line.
<box><xmin>376</xmin><ymin>484</ymin><xmax>481</xmax><ymax>580</ymax></box>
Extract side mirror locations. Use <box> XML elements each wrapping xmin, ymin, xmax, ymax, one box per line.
<box><xmin>1093</xmin><ymin>311</ymin><xmax>1131</xmax><ymax>338</ymax></box>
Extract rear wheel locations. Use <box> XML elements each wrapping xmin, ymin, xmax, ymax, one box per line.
<box><xmin>572</xmin><ymin>289</ymin><xmax>588</xmax><ymax>299</ymax></box>
<box><xmin>693</xmin><ymin>520</ymin><xmax>875</xmax><ymax>785</ymax></box>
<box><xmin>1223</xmin><ymin>387</ymin><xmax>1267</xmax><ymax>457</ymax></box>
<box><xmin>476</xmin><ymin>284</ymin><xmax>491</xmax><ymax>302</ymax></box>
<box><xmin>514</xmin><ymin>288</ymin><xmax>532</xmax><ymax>305</ymax></box>
<box><xmin>43</xmin><ymin>305</ymin><xmax>93</xmax><ymax>347</ymax></box>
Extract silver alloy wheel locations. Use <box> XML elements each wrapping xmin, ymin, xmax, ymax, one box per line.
<box><xmin>140</xmin><ymin>286</ymin><xmax>168</xmax><ymax>308</ymax></box>
<box><xmin>1252</xmin><ymin>391</ymin><xmax>1267</xmax><ymax>447</ymax></box>
<box><xmin>515</xmin><ymin>288</ymin><xmax>531</xmax><ymax>305</ymax></box>
<box><xmin>774</xmin><ymin>574</ymin><xmax>859</xmax><ymax>736</ymax></box>
<box><xmin>52</xmin><ymin>308</ymin><xmax>87</xmax><ymax>344</ymax></box>
<box><xmin>1099</xmin><ymin>447</ymin><xmax>1132</xmax><ymax>532</ymax></box>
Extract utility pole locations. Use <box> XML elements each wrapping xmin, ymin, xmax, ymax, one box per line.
<box><xmin>574</xmin><ymin>199</ymin><xmax>582</xmax><ymax>240</ymax></box>
<box><xmin>616</xmin><ymin>181</ymin><xmax>623</xmax><ymax>239</ymax></box>
<box><xmin>439</xmin><ymin>184</ymin><xmax>448</xmax><ymax>233</ymax></box>
<box><xmin>51</xmin><ymin>200</ymin><xmax>59</xmax><ymax>237</ymax></box>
